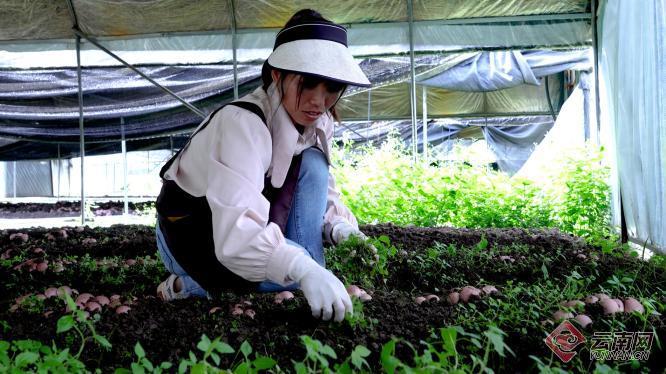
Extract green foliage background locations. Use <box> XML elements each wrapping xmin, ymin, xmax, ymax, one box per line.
<box><xmin>331</xmin><ymin>136</ymin><xmax>612</xmax><ymax>242</ymax></box>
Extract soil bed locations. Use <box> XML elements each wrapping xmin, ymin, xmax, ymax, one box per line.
<box><xmin>0</xmin><ymin>201</ymin><xmax>154</xmax><ymax>219</ymax></box>
<box><xmin>1</xmin><ymin>224</ymin><xmax>664</xmax><ymax>372</ymax></box>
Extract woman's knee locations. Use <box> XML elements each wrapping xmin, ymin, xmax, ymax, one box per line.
<box><xmin>299</xmin><ymin>148</ymin><xmax>329</xmax><ymax>185</ymax></box>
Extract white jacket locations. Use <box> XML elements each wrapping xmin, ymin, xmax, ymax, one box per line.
<box><xmin>163</xmin><ymin>83</ymin><xmax>358</xmax><ymax>286</ymax></box>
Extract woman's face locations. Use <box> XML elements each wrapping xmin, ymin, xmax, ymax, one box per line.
<box><xmin>272</xmin><ymin>71</ymin><xmax>344</xmax><ymax>126</ymax></box>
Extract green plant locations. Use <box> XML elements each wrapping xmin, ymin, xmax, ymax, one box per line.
<box><xmin>0</xmin><ymin>339</ymin><xmax>87</xmax><ymax>373</ymax></box>
<box><xmin>293</xmin><ymin>336</ymin><xmax>337</xmax><ymax>373</ymax></box>
<box><xmin>56</xmin><ymin>292</ymin><xmax>112</xmax><ymax>358</ymax></box>
<box><xmin>326</xmin><ymin>235</ymin><xmax>396</xmax><ymax>287</ymax></box>
<box><xmin>332</xmin><ymin>135</ymin><xmax>613</xmax><ymax>243</ymax></box>
<box><xmin>175</xmin><ymin>334</ymin><xmax>234</xmax><ymax>372</ymax></box>
<box><xmin>233</xmin><ymin>340</ymin><xmax>277</xmax><ymax>373</ymax></box>
<box><xmin>114</xmin><ymin>343</ymin><xmax>172</xmax><ymax>374</ymax></box>
<box><xmin>343</xmin><ymin>297</ymin><xmax>377</xmax><ymax>331</ymax></box>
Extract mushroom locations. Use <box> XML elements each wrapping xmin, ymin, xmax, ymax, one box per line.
<box><xmin>95</xmin><ymin>295</ymin><xmax>110</xmax><ymax>306</ymax></box>
<box><xmin>52</xmin><ymin>262</ymin><xmax>65</xmax><ymax>273</ymax></box>
<box><xmin>274</xmin><ymin>291</ymin><xmax>295</xmax><ymax>304</ymax></box>
<box><xmin>624</xmin><ymin>298</ymin><xmax>644</xmax><ymax>314</ymax></box>
<box><xmin>425</xmin><ymin>294</ymin><xmax>440</xmax><ymax>302</ymax></box>
<box><xmin>612</xmin><ymin>299</ymin><xmax>624</xmax><ymax>313</ymax></box>
<box><xmin>44</xmin><ymin>287</ymin><xmax>59</xmax><ymax>298</ymax></box>
<box><xmin>76</xmin><ymin>293</ymin><xmax>94</xmax><ymax>304</ymax></box>
<box><xmin>481</xmin><ymin>285</ymin><xmax>498</xmax><ymax>296</ymax></box>
<box><xmin>594</xmin><ymin>293</ymin><xmax>611</xmax><ymax>301</ymax></box>
<box><xmin>414</xmin><ymin>296</ymin><xmax>427</xmax><ymax>305</ymax></box>
<box><xmin>209</xmin><ymin>307</ymin><xmax>223</xmax><ymax>314</ymax></box>
<box><xmin>36</xmin><ymin>262</ymin><xmax>48</xmax><ymax>272</ymax></box>
<box><xmin>85</xmin><ymin>301</ymin><xmax>101</xmax><ymax>312</ymax></box>
<box><xmin>359</xmin><ymin>292</ymin><xmax>372</xmax><ymax>302</ymax></box>
<box><xmin>584</xmin><ymin>295</ymin><xmax>599</xmax><ymax>304</ymax></box>
<box><xmin>0</xmin><ymin>249</ymin><xmax>13</xmax><ymax>260</ymax></box>
<box><xmin>552</xmin><ymin>310</ymin><xmax>574</xmax><ymax>321</ymax></box>
<box><xmin>600</xmin><ymin>298</ymin><xmax>621</xmax><ymax>315</ymax></box>
<box><xmin>244</xmin><ymin>309</ymin><xmax>256</xmax><ymax>319</ymax></box>
<box><xmin>459</xmin><ymin>286</ymin><xmax>482</xmax><ymax>303</ymax></box>
<box><xmin>57</xmin><ymin>286</ymin><xmax>73</xmax><ymax>297</ymax></box>
<box><xmin>346</xmin><ymin>285</ymin><xmax>363</xmax><ymax>298</ymax></box>
<box><xmin>561</xmin><ymin>300</ymin><xmax>585</xmax><ymax>309</ymax></box>
<box><xmin>574</xmin><ymin>314</ymin><xmax>593</xmax><ymax>329</ymax></box>
<box><xmin>115</xmin><ymin>305</ymin><xmax>131</xmax><ymax>314</ymax></box>
<box><xmin>447</xmin><ymin>292</ymin><xmax>460</xmax><ymax>305</ymax></box>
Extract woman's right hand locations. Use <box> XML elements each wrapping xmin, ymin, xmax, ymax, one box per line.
<box><xmin>287</xmin><ymin>255</ymin><xmax>353</xmax><ymax>322</ymax></box>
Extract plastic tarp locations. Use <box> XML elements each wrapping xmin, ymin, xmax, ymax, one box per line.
<box><xmin>338</xmin><ymin>74</ymin><xmax>564</xmax><ymax>121</ymax></box>
<box><xmin>0</xmin><ymin>65</ymin><xmax>262</xmax><ymax>144</ymax></box>
<box><xmin>1</xmin><ymin>0</ymin><xmax>588</xmax><ymax>41</ymax></box>
<box><xmin>336</xmin><ymin>115</ymin><xmax>554</xmax><ymax>174</ymax></box>
<box><xmin>0</xmin><ymin>1</ymin><xmax>592</xmax><ymax>69</ymax></box>
<box><xmin>0</xmin><ymin>54</ymin><xmax>565</xmax><ymax>146</ymax></box>
<box><xmin>419</xmin><ymin>50</ymin><xmax>591</xmax><ymax>91</ymax></box>
<box><xmin>599</xmin><ymin>0</ymin><xmax>666</xmax><ymax>253</ymax></box>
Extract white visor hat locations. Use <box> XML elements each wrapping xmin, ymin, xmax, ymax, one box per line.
<box><xmin>267</xmin><ymin>22</ymin><xmax>371</xmax><ymax>87</ymax></box>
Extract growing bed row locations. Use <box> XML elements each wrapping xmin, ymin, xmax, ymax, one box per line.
<box><xmin>1</xmin><ymin>224</ymin><xmax>664</xmax><ymax>372</ymax></box>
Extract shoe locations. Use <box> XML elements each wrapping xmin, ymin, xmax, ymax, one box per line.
<box><xmin>157</xmin><ymin>274</ymin><xmax>188</xmax><ymax>301</ymax></box>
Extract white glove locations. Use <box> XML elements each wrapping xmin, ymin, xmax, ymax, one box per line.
<box><xmin>288</xmin><ymin>254</ymin><xmax>353</xmax><ymax>322</ymax></box>
<box><xmin>330</xmin><ymin>221</ymin><xmax>367</xmax><ymax>245</ymax></box>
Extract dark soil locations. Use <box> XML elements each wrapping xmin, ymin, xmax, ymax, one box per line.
<box><xmin>0</xmin><ymin>200</ymin><xmax>154</xmax><ymax>219</ymax></box>
<box><xmin>1</xmin><ymin>224</ymin><xmax>664</xmax><ymax>372</ymax></box>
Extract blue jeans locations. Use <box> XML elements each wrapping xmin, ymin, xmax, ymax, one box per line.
<box><xmin>156</xmin><ymin>147</ymin><xmax>329</xmax><ymax>297</ymax></box>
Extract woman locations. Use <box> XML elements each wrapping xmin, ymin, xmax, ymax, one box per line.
<box><xmin>154</xmin><ymin>9</ymin><xmax>372</xmax><ymax>322</ymax></box>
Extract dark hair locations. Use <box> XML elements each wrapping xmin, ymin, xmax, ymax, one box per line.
<box><xmin>261</xmin><ymin>9</ymin><xmax>347</xmax><ymax>121</ymax></box>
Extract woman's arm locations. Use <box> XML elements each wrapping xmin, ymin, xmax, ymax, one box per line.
<box><xmin>205</xmin><ymin>106</ymin><xmax>303</xmax><ymax>286</ymax></box>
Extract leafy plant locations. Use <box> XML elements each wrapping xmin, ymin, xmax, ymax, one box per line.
<box><xmin>332</xmin><ymin>135</ymin><xmax>613</xmax><ymax>244</ymax></box>
<box><xmin>343</xmin><ymin>297</ymin><xmax>377</xmax><ymax>331</ymax></box>
<box><xmin>56</xmin><ymin>292</ymin><xmax>112</xmax><ymax>358</ymax></box>
<box><xmin>326</xmin><ymin>235</ymin><xmax>396</xmax><ymax>287</ymax></box>
<box><xmin>0</xmin><ymin>339</ymin><xmax>87</xmax><ymax>373</ymax></box>
<box><xmin>114</xmin><ymin>343</ymin><xmax>172</xmax><ymax>374</ymax></box>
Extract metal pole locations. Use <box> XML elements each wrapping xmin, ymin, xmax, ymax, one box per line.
<box><xmin>407</xmin><ymin>0</ymin><xmax>418</xmax><ymax>163</ymax></box>
<box><xmin>367</xmin><ymin>88</ymin><xmax>372</xmax><ymax>141</ymax></box>
<box><xmin>229</xmin><ymin>0</ymin><xmax>239</xmax><ymax>100</ymax></box>
<box><xmin>169</xmin><ymin>135</ymin><xmax>174</xmax><ymax>156</ymax></box>
<box><xmin>121</xmin><ymin>118</ymin><xmax>128</xmax><ymax>215</ymax></box>
<box><xmin>57</xmin><ymin>144</ymin><xmax>61</xmax><ymax>199</ymax></box>
<box><xmin>76</xmin><ymin>35</ymin><xmax>86</xmax><ymax>225</ymax></box>
<box><xmin>422</xmin><ymin>86</ymin><xmax>428</xmax><ymax>164</ymax></box>
<box><xmin>12</xmin><ymin>161</ymin><xmax>16</xmax><ymax>198</ymax></box>
<box><xmin>592</xmin><ymin>0</ymin><xmax>601</xmax><ymax>145</ymax></box>
<box><xmin>72</xmin><ymin>29</ymin><xmax>205</xmax><ymax>119</ymax></box>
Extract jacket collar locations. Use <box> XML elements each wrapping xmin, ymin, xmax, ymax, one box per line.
<box><xmin>246</xmin><ymin>84</ymin><xmax>331</xmax><ymax>188</ymax></box>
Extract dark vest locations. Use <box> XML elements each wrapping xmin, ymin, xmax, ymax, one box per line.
<box><xmin>156</xmin><ymin>101</ymin><xmax>302</xmax><ymax>296</ymax></box>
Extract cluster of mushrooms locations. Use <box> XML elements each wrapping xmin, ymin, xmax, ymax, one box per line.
<box><xmin>9</xmin><ymin>285</ymin><xmax>133</xmax><ymax>317</ymax></box>
<box><xmin>415</xmin><ymin>285</ymin><xmax>499</xmax><ymax>305</ymax></box>
<box><xmin>547</xmin><ymin>294</ymin><xmax>646</xmax><ymax>329</ymax></box>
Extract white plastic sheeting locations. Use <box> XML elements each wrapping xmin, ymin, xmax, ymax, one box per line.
<box><xmin>0</xmin><ymin>1</ymin><xmax>592</xmax><ymax>68</ymax></box>
<box><xmin>338</xmin><ymin>75</ymin><xmax>563</xmax><ymax>121</ymax></box>
<box><xmin>1</xmin><ymin>0</ymin><xmax>588</xmax><ymax>41</ymax></box>
<box><xmin>419</xmin><ymin>50</ymin><xmax>591</xmax><ymax>91</ymax></box>
<box><xmin>599</xmin><ymin>0</ymin><xmax>666</xmax><ymax>253</ymax></box>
